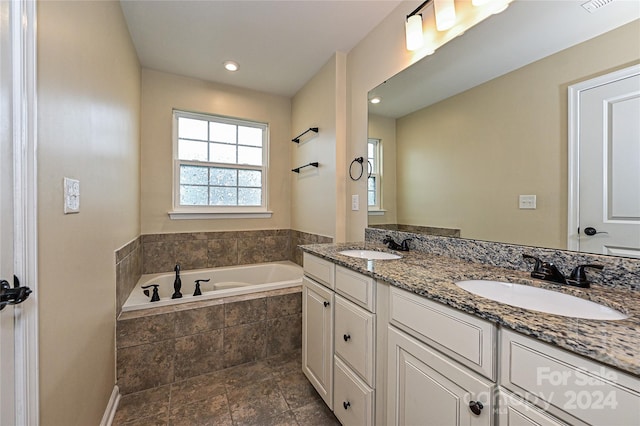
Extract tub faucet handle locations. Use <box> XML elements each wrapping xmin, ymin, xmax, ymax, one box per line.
<box><xmin>141</xmin><ymin>284</ymin><xmax>160</xmax><ymax>302</ymax></box>
<box><xmin>194</xmin><ymin>279</ymin><xmax>210</xmax><ymax>296</ymax></box>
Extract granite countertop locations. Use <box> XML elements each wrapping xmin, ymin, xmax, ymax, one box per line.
<box><xmin>300</xmin><ymin>242</ymin><xmax>640</xmax><ymax>377</ymax></box>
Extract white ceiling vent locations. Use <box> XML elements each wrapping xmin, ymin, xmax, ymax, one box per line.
<box><xmin>582</xmin><ymin>0</ymin><xmax>615</xmax><ymax>13</ymax></box>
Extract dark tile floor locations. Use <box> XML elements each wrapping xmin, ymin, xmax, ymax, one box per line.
<box><xmin>113</xmin><ymin>349</ymin><xmax>341</xmax><ymax>426</ymax></box>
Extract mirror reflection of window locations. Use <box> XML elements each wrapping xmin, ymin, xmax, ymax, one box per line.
<box><xmin>368</xmin><ymin>138</ymin><xmax>381</xmax><ymax>210</ymax></box>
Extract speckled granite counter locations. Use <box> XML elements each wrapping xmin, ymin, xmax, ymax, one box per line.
<box><xmin>300</xmin><ymin>242</ymin><xmax>640</xmax><ymax>377</ymax></box>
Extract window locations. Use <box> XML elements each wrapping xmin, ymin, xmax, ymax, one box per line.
<box><xmin>368</xmin><ymin>138</ymin><xmax>382</xmax><ymax>211</ymax></box>
<box><xmin>171</xmin><ymin>110</ymin><xmax>270</xmax><ymax>218</ymax></box>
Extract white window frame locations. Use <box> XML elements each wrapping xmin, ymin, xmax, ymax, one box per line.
<box><xmin>367</xmin><ymin>138</ymin><xmax>384</xmax><ymax>213</ymax></box>
<box><xmin>169</xmin><ymin>110</ymin><xmax>272</xmax><ymax>219</ymax></box>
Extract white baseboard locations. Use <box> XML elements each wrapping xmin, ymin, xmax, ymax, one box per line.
<box><xmin>100</xmin><ymin>385</ymin><xmax>120</xmax><ymax>426</ymax></box>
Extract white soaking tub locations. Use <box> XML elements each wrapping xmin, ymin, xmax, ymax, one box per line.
<box><xmin>122</xmin><ymin>261</ymin><xmax>303</xmax><ymax>312</ymax></box>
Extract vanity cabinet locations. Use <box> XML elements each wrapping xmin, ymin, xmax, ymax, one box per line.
<box><xmin>302</xmin><ymin>253</ymin><xmax>378</xmax><ymax>424</ymax></box>
<box><xmin>500</xmin><ymin>329</ymin><xmax>640</xmax><ymax>426</ymax></box>
<box><xmin>302</xmin><ymin>276</ymin><xmax>334</xmax><ymax>408</ymax></box>
<box><xmin>387</xmin><ymin>286</ymin><xmax>496</xmax><ymax>426</ymax></box>
<box><xmin>498</xmin><ymin>391</ymin><xmax>568</xmax><ymax>426</ymax></box>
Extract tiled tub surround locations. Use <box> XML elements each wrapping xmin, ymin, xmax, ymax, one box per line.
<box><xmin>300</xmin><ymin>240</ymin><xmax>640</xmax><ymax>376</ymax></box>
<box><xmin>368</xmin><ymin>223</ymin><xmax>461</xmax><ymax>238</ymax></box>
<box><xmin>142</xmin><ymin>229</ymin><xmax>333</xmax><ymax>274</ymax></box>
<box><xmin>116</xmin><ymin>237</ymin><xmax>143</xmax><ymax>316</ymax></box>
<box><xmin>289</xmin><ymin>230</ymin><xmax>333</xmax><ymax>266</ymax></box>
<box><xmin>116</xmin><ymin>287</ymin><xmax>302</xmax><ymax>395</ymax></box>
<box><xmin>115</xmin><ymin>230</ymin><xmax>332</xmax><ymax>314</ymax></box>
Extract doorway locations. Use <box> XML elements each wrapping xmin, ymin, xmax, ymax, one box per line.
<box><xmin>568</xmin><ymin>64</ymin><xmax>640</xmax><ymax>258</ymax></box>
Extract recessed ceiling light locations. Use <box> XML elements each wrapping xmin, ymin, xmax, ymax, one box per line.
<box><xmin>223</xmin><ymin>61</ymin><xmax>239</xmax><ymax>72</ymax></box>
<box><xmin>369</xmin><ymin>97</ymin><xmax>382</xmax><ymax>104</ymax></box>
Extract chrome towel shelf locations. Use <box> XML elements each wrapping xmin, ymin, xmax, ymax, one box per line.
<box><xmin>292</xmin><ymin>162</ymin><xmax>319</xmax><ymax>173</ymax></box>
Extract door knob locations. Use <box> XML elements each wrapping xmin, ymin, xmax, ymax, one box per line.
<box><xmin>583</xmin><ymin>227</ymin><xmax>608</xmax><ymax>236</ymax></box>
<box><xmin>0</xmin><ymin>276</ymin><xmax>32</xmax><ymax>311</ymax></box>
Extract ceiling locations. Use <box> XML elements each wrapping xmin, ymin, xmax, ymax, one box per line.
<box><xmin>368</xmin><ymin>0</ymin><xmax>640</xmax><ymax>118</ymax></box>
<box><xmin>120</xmin><ymin>0</ymin><xmax>403</xmax><ymax>97</ymax></box>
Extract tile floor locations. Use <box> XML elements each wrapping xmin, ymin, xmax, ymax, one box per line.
<box><xmin>113</xmin><ymin>349</ymin><xmax>340</xmax><ymax>426</ymax></box>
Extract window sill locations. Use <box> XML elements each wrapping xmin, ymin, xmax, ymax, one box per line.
<box><xmin>367</xmin><ymin>209</ymin><xmax>387</xmax><ymax>216</ymax></box>
<box><xmin>168</xmin><ymin>210</ymin><xmax>273</xmax><ymax>220</ymax></box>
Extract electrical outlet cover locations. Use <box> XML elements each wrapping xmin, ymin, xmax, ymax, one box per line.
<box><xmin>64</xmin><ymin>177</ymin><xmax>80</xmax><ymax>214</ymax></box>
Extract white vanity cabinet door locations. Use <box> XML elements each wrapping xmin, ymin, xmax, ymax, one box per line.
<box><xmin>302</xmin><ymin>276</ymin><xmax>334</xmax><ymax>409</ymax></box>
<box><xmin>334</xmin><ymin>294</ymin><xmax>375</xmax><ymax>386</ymax></box>
<box><xmin>387</xmin><ymin>326</ymin><xmax>494</xmax><ymax>426</ymax></box>
<box><xmin>500</xmin><ymin>329</ymin><xmax>640</xmax><ymax>426</ymax></box>
<box><xmin>498</xmin><ymin>391</ymin><xmax>568</xmax><ymax>426</ymax></box>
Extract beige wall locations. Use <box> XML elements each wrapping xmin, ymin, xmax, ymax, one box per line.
<box><xmin>140</xmin><ymin>69</ymin><xmax>291</xmax><ymax>234</ymax></box>
<box><xmin>37</xmin><ymin>1</ymin><xmax>141</xmax><ymax>425</ymax></box>
<box><xmin>346</xmin><ymin>1</ymin><xmax>422</xmax><ymax>241</ymax></box>
<box><xmin>367</xmin><ymin>114</ymin><xmax>397</xmax><ymax>225</ymax></box>
<box><xmin>291</xmin><ymin>53</ymin><xmax>348</xmax><ymax>240</ymax></box>
<box><xmin>395</xmin><ymin>21</ymin><xmax>640</xmax><ymax>249</ymax></box>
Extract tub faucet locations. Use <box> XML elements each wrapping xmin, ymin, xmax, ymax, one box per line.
<box><xmin>172</xmin><ymin>264</ymin><xmax>182</xmax><ymax>299</ymax></box>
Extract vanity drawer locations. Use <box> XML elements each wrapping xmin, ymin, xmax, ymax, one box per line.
<box><xmin>389</xmin><ymin>286</ymin><xmax>496</xmax><ymax>380</ymax></box>
<box><xmin>335</xmin><ymin>265</ymin><xmax>375</xmax><ymax>311</ymax></box>
<box><xmin>501</xmin><ymin>329</ymin><xmax>640</xmax><ymax>426</ymax></box>
<box><xmin>334</xmin><ymin>356</ymin><xmax>374</xmax><ymax>426</ymax></box>
<box><xmin>303</xmin><ymin>253</ymin><xmax>335</xmax><ymax>289</ymax></box>
<box><xmin>335</xmin><ymin>295</ymin><xmax>375</xmax><ymax>385</ymax></box>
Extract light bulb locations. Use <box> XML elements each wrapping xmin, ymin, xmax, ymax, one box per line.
<box><xmin>405</xmin><ymin>14</ymin><xmax>424</xmax><ymax>51</ymax></box>
<box><xmin>434</xmin><ymin>0</ymin><xmax>456</xmax><ymax>32</ymax></box>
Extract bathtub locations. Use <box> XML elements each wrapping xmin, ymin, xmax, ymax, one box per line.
<box><xmin>122</xmin><ymin>261</ymin><xmax>303</xmax><ymax>312</ymax></box>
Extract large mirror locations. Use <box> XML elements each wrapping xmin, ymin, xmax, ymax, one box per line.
<box><xmin>367</xmin><ymin>0</ymin><xmax>639</xmax><ymax>256</ymax></box>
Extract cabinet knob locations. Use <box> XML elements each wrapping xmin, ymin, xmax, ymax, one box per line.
<box><xmin>343</xmin><ymin>334</ymin><xmax>351</xmax><ymax>342</ymax></box>
<box><xmin>343</xmin><ymin>401</ymin><xmax>351</xmax><ymax>410</ymax></box>
<box><xmin>323</xmin><ymin>301</ymin><xmax>330</xmax><ymax>307</ymax></box>
<box><xmin>469</xmin><ymin>401</ymin><xmax>483</xmax><ymax>416</ymax></box>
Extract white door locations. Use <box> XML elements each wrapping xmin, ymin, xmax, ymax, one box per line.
<box><xmin>569</xmin><ymin>65</ymin><xmax>640</xmax><ymax>258</ymax></box>
<box><xmin>0</xmin><ymin>0</ymin><xmax>17</xmax><ymax>422</ymax></box>
<box><xmin>0</xmin><ymin>1</ymin><xmax>38</xmax><ymax>424</ymax></box>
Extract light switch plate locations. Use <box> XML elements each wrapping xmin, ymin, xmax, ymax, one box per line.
<box><xmin>519</xmin><ymin>194</ymin><xmax>536</xmax><ymax>209</ymax></box>
<box><xmin>351</xmin><ymin>194</ymin><xmax>359</xmax><ymax>211</ymax></box>
<box><xmin>64</xmin><ymin>177</ymin><xmax>80</xmax><ymax>214</ymax></box>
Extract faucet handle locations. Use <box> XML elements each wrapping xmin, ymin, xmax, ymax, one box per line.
<box><xmin>141</xmin><ymin>284</ymin><xmax>160</xmax><ymax>302</ymax></box>
<box><xmin>567</xmin><ymin>264</ymin><xmax>604</xmax><ymax>288</ymax></box>
<box><xmin>522</xmin><ymin>254</ymin><xmax>543</xmax><ymax>272</ymax></box>
<box><xmin>194</xmin><ymin>279</ymin><xmax>210</xmax><ymax>296</ymax></box>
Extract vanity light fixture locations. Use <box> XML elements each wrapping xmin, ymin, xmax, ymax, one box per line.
<box><xmin>405</xmin><ymin>13</ymin><xmax>424</xmax><ymax>51</ymax></box>
<box><xmin>434</xmin><ymin>0</ymin><xmax>456</xmax><ymax>31</ymax></box>
<box><xmin>405</xmin><ymin>0</ymin><xmax>456</xmax><ymax>51</ymax></box>
<box><xmin>369</xmin><ymin>96</ymin><xmax>382</xmax><ymax>104</ymax></box>
<box><xmin>472</xmin><ymin>0</ymin><xmax>511</xmax><ymax>14</ymax></box>
<box><xmin>223</xmin><ymin>60</ymin><xmax>239</xmax><ymax>72</ymax></box>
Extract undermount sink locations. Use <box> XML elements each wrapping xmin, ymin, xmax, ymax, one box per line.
<box><xmin>338</xmin><ymin>250</ymin><xmax>402</xmax><ymax>260</ymax></box>
<box><xmin>455</xmin><ymin>280</ymin><xmax>628</xmax><ymax>321</ymax></box>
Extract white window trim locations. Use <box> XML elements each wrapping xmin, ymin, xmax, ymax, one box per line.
<box><xmin>169</xmin><ymin>110</ymin><xmax>271</xmax><ymax>219</ymax></box>
<box><xmin>367</xmin><ymin>138</ymin><xmax>382</xmax><ymax>211</ymax></box>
